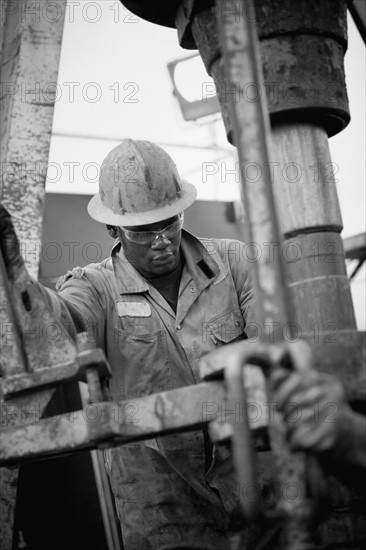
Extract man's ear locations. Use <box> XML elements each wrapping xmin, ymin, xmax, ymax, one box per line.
<box><xmin>106</xmin><ymin>225</ymin><xmax>118</xmax><ymax>239</ymax></box>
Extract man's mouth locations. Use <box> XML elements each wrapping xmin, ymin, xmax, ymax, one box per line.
<box><xmin>153</xmin><ymin>252</ymin><xmax>173</xmax><ymax>262</ymax></box>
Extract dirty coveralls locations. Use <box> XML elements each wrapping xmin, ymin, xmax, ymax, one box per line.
<box><xmin>48</xmin><ymin>230</ymin><xmax>255</xmax><ymax>550</ymax></box>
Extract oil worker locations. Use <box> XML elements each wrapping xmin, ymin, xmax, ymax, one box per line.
<box><xmin>0</xmin><ymin>139</ymin><xmax>256</xmax><ymax>550</ymax></box>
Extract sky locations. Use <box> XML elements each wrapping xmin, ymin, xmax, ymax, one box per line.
<box><xmin>46</xmin><ymin>1</ymin><xmax>365</xmax><ymax>326</ymax></box>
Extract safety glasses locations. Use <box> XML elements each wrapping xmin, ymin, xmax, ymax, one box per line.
<box><xmin>121</xmin><ymin>213</ymin><xmax>184</xmax><ymax>245</ymax></box>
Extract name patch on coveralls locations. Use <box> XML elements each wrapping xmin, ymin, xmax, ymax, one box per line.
<box><xmin>116</xmin><ymin>301</ymin><xmax>152</xmax><ymax>317</ymax></box>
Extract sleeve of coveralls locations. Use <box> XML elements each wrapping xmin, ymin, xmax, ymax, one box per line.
<box><xmin>39</xmin><ymin>267</ymin><xmax>106</xmax><ymax>347</ymax></box>
<box><xmin>226</xmin><ymin>240</ymin><xmax>256</xmax><ymax>328</ymax></box>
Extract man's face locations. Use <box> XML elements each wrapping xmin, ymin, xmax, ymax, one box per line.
<box><xmin>117</xmin><ymin>214</ymin><xmax>183</xmax><ymax>278</ymax></box>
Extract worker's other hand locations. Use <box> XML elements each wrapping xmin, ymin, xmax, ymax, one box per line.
<box><xmin>0</xmin><ymin>203</ymin><xmax>25</xmax><ymax>280</ymax></box>
<box><xmin>271</xmin><ymin>366</ymin><xmax>354</xmax><ymax>459</ymax></box>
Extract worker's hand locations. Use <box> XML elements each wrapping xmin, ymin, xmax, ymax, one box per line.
<box><xmin>271</xmin><ymin>366</ymin><xmax>354</xmax><ymax>459</ymax></box>
<box><xmin>0</xmin><ymin>203</ymin><xmax>25</xmax><ymax>280</ymax></box>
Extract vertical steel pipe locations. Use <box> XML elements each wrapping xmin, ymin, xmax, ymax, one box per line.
<box><xmin>215</xmin><ymin>0</ymin><xmax>293</xmax><ymax>343</ymax></box>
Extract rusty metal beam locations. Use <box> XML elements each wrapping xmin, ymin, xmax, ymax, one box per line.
<box><xmin>0</xmin><ymin>382</ymin><xmax>227</xmax><ymax>465</ymax></box>
<box><xmin>0</xmin><ymin>2</ymin><xmax>67</xmax><ymax>547</ymax></box>
<box><xmin>0</xmin><ymin>0</ymin><xmax>66</xmax><ymax>277</ymax></box>
<box><xmin>215</xmin><ymin>3</ymin><xmax>325</xmax><ymax>547</ymax></box>
<box><xmin>215</xmin><ymin>0</ymin><xmax>294</xmax><ymax>343</ymax></box>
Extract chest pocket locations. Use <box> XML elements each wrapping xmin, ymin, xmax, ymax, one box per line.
<box><xmin>206</xmin><ymin>307</ymin><xmax>246</xmax><ymax>345</ymax></box>
<box><xmin>113</xmin><ymin>316</ymin><xmax>173</xmax><ymax>398</ymax></box>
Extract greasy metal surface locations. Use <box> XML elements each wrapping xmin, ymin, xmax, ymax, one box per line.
<box><xmin>1</xmin><ymin>347</ymin><xmax>111</xmax><ymax>397</ymax></box>
<box><xmin>1</xmin><ymin>0</ymin><xmax>67</xmax><ymax>279</ymax></box>
<box><xmin>223</xmin><ymin>344</ymin><xmax>282</xmax><ymax>522</ymax></box>
<box><xmin>271</xmin><ymin>124</ymin><xmax>343</xmax><ymax>237</ymax></box>
<box><xmin>1</xmin><ymin>276</ymin><xmax>111</xmax><ymax>398</ymax></box>
<box><xmin>256</xmin><ymin>0</ymin><xmax>349</xmax><ymax>135</ymax></box>
<box><xmin>190</xmin><ymin>7</ymin><xmax>232</xmax><ymax>141</ymax></box>
<box><xmin>202</xmin><ymin>339</ymin><xmax>325</xmax><ymax>546</ymax></box>
<box><xmin>0</xmin><ymin>3</ymin><xmax>67</xmax><ymax>547</ymax></box>
<box><xmin>0</xmin><ymin>381</ymin><xmax>225</xmax><ymax>464</ymax></box>
<box><xmin>191</xmin><ymin>0</ymin><xmax>349</xmax><ymax>141</ymax></box>
<box><xmin>200</xmin><ymin>333</ymin><xmax>366</xmax><ymax>402</ymax></box>
<box><xmin>254</xmin><ymin>0</ymin><xmax>347</xmax><ymax>44</ymax></box>
<box><xmin>216</xmin><ymin>0</ymin><xmax>293</xmax><ymax>342</ymax></box>
<box><xmin>284</xmin><ymin>232</ymin><xmax>357</xmax><ymax>332</ymax></box>
<box><xmin>0</xmin><ymin>376</ymin><xmax>278</xmax><ymax>466</ymax></box>
<box><xmin>1</xmin><ymin>267</ymin><xmax>81</xmax><ymax>395</ymax></box>
<box><xmin>216</xmin><ymin>3</ymin><xmax>324</xmax><ymax>547</ymax></box>
<box><xmin>77</xmin><ymin>333</ymin><xmax>110</xmax><ymax>403</ymax></box>
<box><xmin>7</xmin><ymin>270</ymin><xmax>77</xmax><ymax>368</ymax></box>
<box><xmin>0</xmin><ymin>253</ymin><xmax>27</xmax><ymax>376</ymax></box>
<box><xmin>260</xmin><ymin>35</ymin><xmax>349</xmax><ymax>136</ymax></box>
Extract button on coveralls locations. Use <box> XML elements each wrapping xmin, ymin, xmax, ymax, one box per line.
<box><xmin>49</xmin><ymin>230</ymin><xmax>254</xmax><ymax>549</ymax></box>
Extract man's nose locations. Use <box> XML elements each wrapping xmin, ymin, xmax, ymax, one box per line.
<box><xmin>151</xmin><ymin>234</ymin><xmax>171</xmax><ymax>248</ymax></box>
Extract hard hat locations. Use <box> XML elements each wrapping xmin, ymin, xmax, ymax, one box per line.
<box><xmin>88</xmin><ymin>139</ymin><xmax>197</xmax><ymax>226</ymax></box>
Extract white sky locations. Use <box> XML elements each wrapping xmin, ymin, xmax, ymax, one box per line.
<box><xmin>47</xmin><ymin>1</ymin><xmax>365</xmax><ymax>325</ymax></box>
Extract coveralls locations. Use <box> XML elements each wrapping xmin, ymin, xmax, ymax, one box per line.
<box><xmin>49</xmin><ymin>230</ymin><xmax>255</xmax><ymax>550</ymax></box>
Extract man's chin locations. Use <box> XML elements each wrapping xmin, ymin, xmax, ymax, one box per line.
<box><xmin>150</xmin><ymin>255</ymin><xmax>177</xmax><ymax>275</ymax></box>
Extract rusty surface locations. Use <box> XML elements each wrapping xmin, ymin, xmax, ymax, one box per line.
<box><xmin>260</xmin><ymin>35</ymin><xmax>349</xmax><ymax>135</ymax></box>
<box><xmin>215</xmin><ymin>3</ymin><xmax>326</xmax><ymax>546</ymax></box>
<box><xmin>1</xmin><ymin>348</ymin><xmax>111</xmax><ymax>397</ymax></box>
<box><xmin>254</xmin><ymin>0</ymin><xmax>347</xmax><ymax>44</ymax></box>
<box><xmin>0</xmin><ymin>377</ymin><xmax>280</xmax><ymax>466</ymax></box>
<box><xmin>0</xmin><ymin>2</ymin><xmax>67</xmax><ymax>547</ymax></box>
<box><xmin>215</xmin><ymin>0</ymin><xmax>293</xmax><ymax>342</ymax></box>
<box><xmin>201</xmin><ymin>339</ymin><xmax>327</xmax><ymax>542</ymax></box>
<box><xmin>1</xmin><ymin>272</ymin><xmax>112</xmax><ymax>406</ymax></box>
<box><xmin>200</xmin><ymin>333</ymin><xmax>366</xmax><ymax>402</ymax></box>
<box><xmin>76</xmin><ymin>332</ymin><xmax>110</xmax><ymax>403</ymax></box>
<box><xmin>0</xmin><ymin>381</ymin><xmax>225</xmax><ymax>465</ymax></box>
<box><xmin>190</xmin><ymin>0</ymin><xmax>349</xmax><ymax>140</ymax></box>
<box><xmin>1</xmin><ymin>0</ymin><xmax>67</xmax><ymax>278</ymax></box>
<box><xmin>190</xmin><ymin>6</ymin><xmax>232</xmax><ymax>141</ymax></box>
<box><xmin>0</xmin><ymin>254</ymin><xmax>27</xmax><ymax>377</ymax></box>
<box><xmin>255</xmin><ymin>0</ymin><xmax>350</xmax><ymax>132</ymax></box>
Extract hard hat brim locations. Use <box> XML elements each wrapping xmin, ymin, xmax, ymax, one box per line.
<box><xmin>87</xmin><ymin>179</ymin><xmax>197</xmax><ymax>227</ymax></box>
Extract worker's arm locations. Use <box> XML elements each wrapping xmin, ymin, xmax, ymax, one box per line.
<box><xmin>0</xmin><ymin>204</ymin><xmax>105</xmax><ymax>344</ymax></box>
<box><xmin>272</xmin><ymin>366</ymin><xmax>366</xmax><ymax>489</ymax></box>
<box><xmin>224</xmin><ymin>239</ymin><xmax>255</xmax><ymax>328</ymax></box>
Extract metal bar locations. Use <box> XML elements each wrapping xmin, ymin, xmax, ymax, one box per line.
<box><xmin>0</xmin><ymin>382</ymin><xmax>226</xmax><ymax>465</ymax></box>
<box><xmin>216</xmin><ymin>0</ymin><xmax>293</xmax><ymax>343</ymax></box>
<box><xmin>216</xmin><ymin>2</ymin><xmax>320</xmax><ymax>548</ymax></box>
<box><xmin>0</xmin><ymin>252</ymin><xmax>28</xmax><ymax>376</ymax></box>
<box><xmin>271</xmin><ymin>125</ymin><xmax>357</xmax><ymax>334</ymax></box>
<box><xmin>0</xmin><ymin>2</ymin><xmax>67</xmax><ymax>547</ymax></box>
